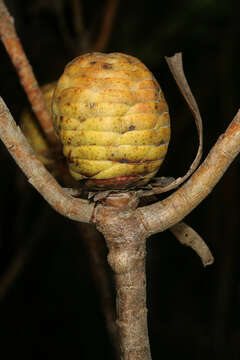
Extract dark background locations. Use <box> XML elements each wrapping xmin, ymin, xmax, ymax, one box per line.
<box><xmin>0</xmin><ymin>0</ymin><xmax>240</xmax><ymax>359</ymax></box>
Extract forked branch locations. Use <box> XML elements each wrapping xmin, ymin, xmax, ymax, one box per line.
<box><xmin>1</xmin><ymin>95</ymin><xmax>240</xmax><ymax>360</ymax></box>
<box><xmin>1</xmin><ymin>40</ymin><xmax>240</xmax><ymax>358</ymax></box>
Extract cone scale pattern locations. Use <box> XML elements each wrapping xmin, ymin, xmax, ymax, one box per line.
<box><xmin>52</xmin><ymin>52</ymin><xmax>170</xmax><ymax>190</ymax></box>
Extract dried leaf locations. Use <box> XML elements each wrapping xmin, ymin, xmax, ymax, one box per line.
<box><xmin>170</xmin><ymin>222</ymin><xmax>214</xmax><ymax>266</ymax></box>
<box><xmin>152</xmin><ymin>53</ymin><xmax>203</xmax><ymax>194</ymax></box>
<box><xmin>151</xmin><ymin>176</ymin><xmax>175</xmax><ymax>187</ymax></box>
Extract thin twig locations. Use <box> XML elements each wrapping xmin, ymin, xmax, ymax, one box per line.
<box><xmin>0</xmin><ymin>0</ymin><xmax>58</xmax><ymax>146</ymax></box>
<box><xmin>140</xmin><ymin>195</ymin><xmax>214</xmax><ymax>266</ymax></box>
<box><xmin>93</xmin><ymin>0</ymin><xmax>119</xmax><ymax>52</ymax></box>
<box><xmin>72</xmin><ymin>0</ymin><xmax>85</xmax><ymax>39</ymax></box>
<box><xmin>71</xmin><ymin>0</ymin><xmax>90</xmax><ymax>53</ymax></box>
<box><xmin>0</xmin><ymin>97</ymin><xmax>94</xmax><ymax>223</ymax></box>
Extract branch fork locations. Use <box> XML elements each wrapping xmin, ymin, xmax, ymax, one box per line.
<box><xmin>0</xmin><ymin>2</ymin><xmax>240</xmax><ymax>358</ymax></box>
<box><xmin>1</xmin><ymin>94</ymin><xmax>240</xmax><ymax>359</ymax></box>
<box><xmin>1</xmin><ymin>70</ymin><xmax>240</xmax><ymax>360</ymax></box>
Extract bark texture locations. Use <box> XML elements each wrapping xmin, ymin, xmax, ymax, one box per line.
<box><xmin>93</xmin><ymin>193</ymin><xmax>151</xmax><ymax>360</ymax></box>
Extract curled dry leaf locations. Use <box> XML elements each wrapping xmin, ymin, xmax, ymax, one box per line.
<box><xmin>150</xmin><ymin>53</ymin><xmax>203</xmax><ymax>194</ymax></box>
<box><xmin>170</xmin><ymin>222</ymin><xmax>214</xmax><ymax>267</ymax></box>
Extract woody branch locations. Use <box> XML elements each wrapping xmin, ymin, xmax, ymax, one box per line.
<box><xmin>93</xmin><ymin>192</ymin><xmax>151</xmax><ymax>360</ymax></box>
<box><xmin>0</xmin><ymin>2</ymin><xmax>121</xmax><ymax>356</ymax></box>
<box><xmin>1</xmin><ymin>97</ymin><xmax>240</xmax><ymax>359</ymax></box>
<box><xmin>137</xmin><ymin>109</ymin><xmax>240</xmax><ymax>235</ymax></box>
<box><xmin>0</xmin><ymin>97</ymin><xmax>94</xmax><ymax>223</ymax></box>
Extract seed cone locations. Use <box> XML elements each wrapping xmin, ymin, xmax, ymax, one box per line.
<box><xmin>20</xmin><ymin>82</ymin><xmax>77</xmax><ymax>187</ymax></box>
<box><xmin>52</xmin><ymin>52</ymin><xmax>170</xmax><ymax>190</ymax></box>
<box><xmin>20</xmin><ymin>82</ymin><xmax>57</xmax><ymax>170</ymax></box>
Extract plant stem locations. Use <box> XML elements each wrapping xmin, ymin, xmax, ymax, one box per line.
<box><xmin>94</xmin><ymin>193</ymin><xmax>151</xmax><ymax>360</ymax></box>
<box><xmin>0</xmin><ymin>0</ymin><xmax>58</xmax><ymax>147</ymax></box>
<box><xmin>138</xmin><ymin>109</ymin><xmax>240</xmax><ymax>235</ymax></box>
<box><xmin>0</xmin><ymin>97</ymin><xmax>94</xmax><ymax>223</ymax></box>
<box><xmin>113</xmin><ymin>240</ymin><xmax>150</xmax><ymax>360</ymax></box>
<box><xmin>93</xmin><ymin>0</ymin><xmax>119</xmax><ymax>52</ymax></box>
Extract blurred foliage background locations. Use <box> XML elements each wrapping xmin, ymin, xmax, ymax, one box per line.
<box><xmin>0</xmin><ymin>0</ymin><xmax>240</xmax><ymax>359</ymax></box>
